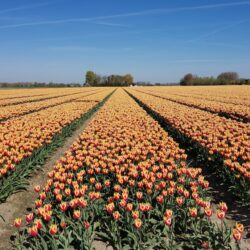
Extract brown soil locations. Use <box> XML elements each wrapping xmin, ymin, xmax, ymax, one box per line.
<box><xmin>210</xmin><ymin>204</ymin><xmax>250</xmax><ymax>250</ymax></box>
<box><xmin>92</xmin><ymin>241</ymin><xmax>114</xmax><ymax>250</ymax></box>
<box><xmin>203</xmin><ymin>169</ymin><xmax>250</xmax><ymax>249</ymax></box>
<box><xmin>0</xmin><ymin>113</ymin><xmax>96</xmax><ymax>250</ymax></box>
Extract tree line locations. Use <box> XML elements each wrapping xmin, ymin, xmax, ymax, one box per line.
<box><xmin>0</xmin><ymin>82</ymin><xmax>81</xmax><ymax>88</ymax></box>
<box><xmin>85</xmin><ymin>71</ymin><xmax>134</xmax><ymax>86</ymax></box>
<box><xmin>180</xmin><ymin>72</ymin><xmax>250</xmax><ymax>86</ymax></box>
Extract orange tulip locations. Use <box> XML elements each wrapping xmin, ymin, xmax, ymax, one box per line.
<box><xmin>73</xmin><ymin>210</ymin><xmax>81</xmax><ymax>220</ymax></box>
<box><xmin>112</xmin><ymin>211</ymin><xmax>121</xmax><ymax>221</ymax></box>
<box><xmin>235</xmin><ymin>223</ymin><xmax>244</xmax><ymax>233</ymax></box>
<box><xmin>14</xmin><ymin>218</ymin><xmax>22</xmax><ymax>228</ymax></box>
<box><xmin>134</xmin><ymin>218</ymin><xmax>142</xmax><ymax>229</ymax></box>
<box><xmin>217</xmin><ymin>210</ymin><xmax>225</xmax><ymax>220</ymax></box>
<box><xmin>233</xmin><ymin>228</ymin><xmax>242</xmax><ymax>241</ymax></box>
<box><xmin>28</xmin><ymin>226</ymin><xmax>38</xmax><ymax>237</ymax></box>
<box><xmin>25</xmin><ymin>213</ymin><xmax>34</xmax><ymax>223</ymax></box>
<box><xmin>49</xmin><ymin>224</ymin><xmax>58</xmax><ymax>235</ymax></box>
<box><xmin>189</xmin><ymin>208</ymin><xmax>197</xmax><ymax>217</ymax></box>
<box><xmin>34</xmin><ymin>185</ymin><xmax>41</xmax><ymax>193</ymax></box>
<box><xmin>164</xmin><ymin>216</ymin><xmax>172</xmax><ymax>226</ymax></box>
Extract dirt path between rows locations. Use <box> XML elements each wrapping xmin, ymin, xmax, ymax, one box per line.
<box><xmin>0</xmin><ymin>110</ymin><xmax>102</xmax><ymax>250</ymax></box>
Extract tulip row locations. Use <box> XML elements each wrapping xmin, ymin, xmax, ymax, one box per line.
<box><xmin>0</xmin><ymin>89</ymin><xmax>104</xmax><ymax>121</ymax></box>
<box><xmin>0</xmin><ymin>87</ymin><xmax>97</xmax><ymax>101</ymax></box>
<box><xmin>0</xmin><ymin>88</ymin><xmax>100</xmax><ymax>106</ymax></box>
<box><xmin>127</xmin><ymin>89</ymin><xmax>250</xmax><ymax>201</ymax></box>
<box><xmin>138</xmin><ymin>88</ymin><xmax>250</xmax><ymax>122</ymax></box>
<box><xmin>143</xmin><ymin>86</ymin><xmax>250</xmax><ymax>107</ymax></box>
<box><xmin>0</xmin><ymin>89</ymin><xmax>114</xmax><ymax>202</ymax></box>
<box><xmin>0</xmin><ymin>89</ymin><xmax>80</xmax><ymax>107</ymax></box>
<box><xmin>14</xmin><ymin>89</ymin><xmax>241</xmax><ymax>249</ymax></box>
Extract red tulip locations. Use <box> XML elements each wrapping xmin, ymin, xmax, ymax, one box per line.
<box><xmin>84</xmin><ymin>221</ymin><xmax>90</xmax><ymax>230</ymax></box>
<box><xmin>164</xmin><ymin>216</ymin><xmax>172</xmax><ymax>226</ymax></box>
<box><xmin>39</xmin><ymin>192</ymin><xmax>46</xmax><ymax>201</ymax></box>
<box><xmin>14</xmin><ymin>218</ymin><xmax>22</xmax><ymax>228</ymax></box>
<box><xmin>126</xmin><ymin>203</ymin><xmax>133</xmax><ymax>212</ymax></box>
<box><xmin>34</xmin><ymin>219</ymin><xmax>43</xmax><ymax>230</ymax></box>
<box><xmin>189</xmin><ymin>208</ymin><xmax>197</xmax><ymax>217</ymax></box>
<box><xmin>233</xmin><ymin>228</ymin><xmax>242</xmax><ymax>241</ymax></box>
<box><xmin>132</xmin><ymin>211</ymin><xmax>139</xmax><ymax>219</ymax></box>
<box><xmin>202</xmin><ymin>241</ymin><xmax>209</xmax><ymax>249</ymax></box>
<box><xmin>164</xmin><ymin>209</ymin><xmax>173</xmax><ymax>218</ymax></box>
<box><xmin>49</xmin><ymin>224</ymin><xmax>58</xmax><ymax>235</ymax></box>
<box><xmin>106</xmin><ymin>202</ymin><xmax>115</xmax><ymax>214</ymax></box>
<box><xmin>26</xmin><ymin>213</ymin><xmax>34</xmax><ymax>223</ymax></box>
<box><xmin>119</xmin><ymin>199</ymin><xmax>127</xmax><ymax>208</ymax></box>
<box><xmin>218</xmin><ymin>202</ymin><xmax>228</xmax><ymax>212</ymax></box>
<box><xmin>43</xmin><ymin>212</ymin><xmax>52</xmax><ymax>222</ymax></box>
<box><xmin>176</xmin><ymin>197</ymin><xmax>184</xmax><ymax>206</ymax></box>
<box><xmin>217</xmin><ymin>210</ymin><xmax>225</xmax><ymax>220</ymax></box>
<box><xmin>156</xmin><ymin>195</ymin><xmax>164</xmax><ymax>204</ymax></box>
<box><xmin>78</xmin><ymin>198</ymin><xmax>88</xmax><ymax>208</ymax></box>
<box><xmin>60</xmin><ymin>221</ymin><xmax>67</xmax><ymax>229</ymax></box>
<box><xmin>35</xmin><ymin>199</ymin><xmax>43</xmax><ymax>208</ymax></box>
<box><xmin>60</xmin><ymin>202</ymin><xmax>68</xmax><ymax>211</ymax></box>
<box><xmin>73</xmin><ymin>210</ymin><xmax>81</xmax><ymax>220</ymax></box>
<box><xmin>34</xmin><ymin>185</ymin><xmax>41</xmax><ymax>193</ymax></box>
<box><xmin>112</xmin><ymin>211</ymin><xmax>121</xmax><ymax>221</ymax></box>
<box><xmin>134</xmin><ymin>218</ymin><xmax>142</xmax><ymax>229</ymax></box>
<box><xmin>204</xmin><ymin>208</ymin><xmax>212</xmax><ymax>217</ymax></box>
<box><xmin>136</xmin><ymin>192</ymin><xmax>143</xmax><ymax>200</ymax></box>
<box><xmin>28</xmin><ymin>226</ymin><xmax>38</xmax><ymax>237</ymax></box>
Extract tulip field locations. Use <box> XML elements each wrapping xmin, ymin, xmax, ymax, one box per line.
<box><xmin>126</xmin><ymin>87</ymin><xmax>250</xmax><ymax>202</ymax></box>
<box><xmin>0</xmin><ymin>86</ymin><xmax>249</xmax><ymax>249</ymax></box>
<box><xmin>0</xmin><ymin>88</ymin><xmax>114</xmax><ymax>202</ymax></box>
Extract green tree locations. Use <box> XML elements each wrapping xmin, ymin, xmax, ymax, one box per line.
<box><xmin>180</xmin><ymin>73</ymin><xmax>194</xmax><ymax>85</ymax></box>
<box><xmin>84</xmin><ymin>70</ymin><xmax>134</xmax><ymax>86</ymax></box>
<box><xmin>123</xmin><ymin>74</ymin><xmax>134</xmax><ymax>85</ymax></box>
<box><xmin>85</xmin><ymin>71</ymin><xmax>96</xmax><ymax>85</ymax></box>
<box><xmin>217</xmin><ymin>72</ymin><xmax>239</xmax><ymax>83</ymax></box>
<box><xmin>93</xmin><ymin>74</ymin><xmax>101</xmax><ymax>85</ymax></box>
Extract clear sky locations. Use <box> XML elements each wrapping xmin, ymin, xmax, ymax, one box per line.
<box><xmin>0</xmin><ymin>0</ymin><xmax>250</xmax><ymax>83</ymax></box>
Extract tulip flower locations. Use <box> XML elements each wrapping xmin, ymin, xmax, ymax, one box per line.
<box><xmin>164</xmin><ymin>209</ymin><xmax>173</xmax><ymax>218</ymax></box>
<box><xmin>112</xmin><ymin>211</ymin><xmax>121</xmax><ymax>221</ymax></box>
<box><xmin>189</xmin><ymin>207</ymin><xmax>197</xmax><ymax>217</ymax></box>
<box><xmin>84</xmin><ymin>221</ymin><xmax>90</xmax><ymax>230</ymax></box>
<box><xmin>235</xmin><ymin>223</ymin><xmax>244</xmax><ymax>234</ymax></box>
<box><xmin>60</xmin><ymin>202</ymin><xmax>69</xmax><ymax>212</ymax></box>
<box><xmin>201</xmin><ymin>241</ymin><xmax>209</xmax><ymax>249</ymax></box>
<box><xmin>25</xmin><ymin>213</ymin><xmax>34</xmax><ymax>223</ymax></box>
<box><xmin>49</xmin><ymin>224</ymin><xmax>58</xmax><ymax>235</ymax></box>
<box><xmin>34</xmin><ymin>219</ymin><xmax>43</xmax><ymax>230</ymax></box>
<box><xmin>134</xmin><ymin>218</ymin><xmax>142</xmax><ymax>229</ymax></box>
<box><xmin>233</xmin><ymin>228</ymin><xmax>242</xmax><ymax>241</ymax></box>
<box><xmin>28</xmin><ymin>226</ymin><xmax>38</xmax><ymax>237</ymax></box>
<box><xmin>204</xmin><ymin>208</ymin><xmax>212</xmax><ymax>217</ymax></box>
<box><xmin>164</xmin><ymin>216</ymin><xmax>172</xmax><ymax>226</ymax></box>
<box><xmin>132</xmin><ymin>211</ymin><xmax>140</xmax><ymax>219</ymax></box>
<box><xmin>73</xmin><ymin>210</ymin><xmax>81</xmax><ymax>220</ymax></box>
<box><xmin>60</xmin><ymin>221</ymin><xmax>67</xmax><ymax>229</ymax></box>
<box><xmin>218</xmin><ymin>202</ymin><xmax>228</xmax><ymax>212</ymax></box>
<box><xmin>34</xmin><ymin>185</ymin><xmax>41</xmax><ymax>193</ymax></box>
<box><xmin>217</xmin><ymin>210</ymin><xmax>225</xmax><ymax>220</ymax></box>
<box><xmin>14</xmin><ymin>218</ymin><xmax>22</xmax><ymax>228</ymax></box>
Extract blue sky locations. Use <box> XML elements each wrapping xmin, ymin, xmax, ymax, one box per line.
<box><xmin>0</xmin><ymin>0</ymin><xmax>250</xmax><ymax>83</ymax></box>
